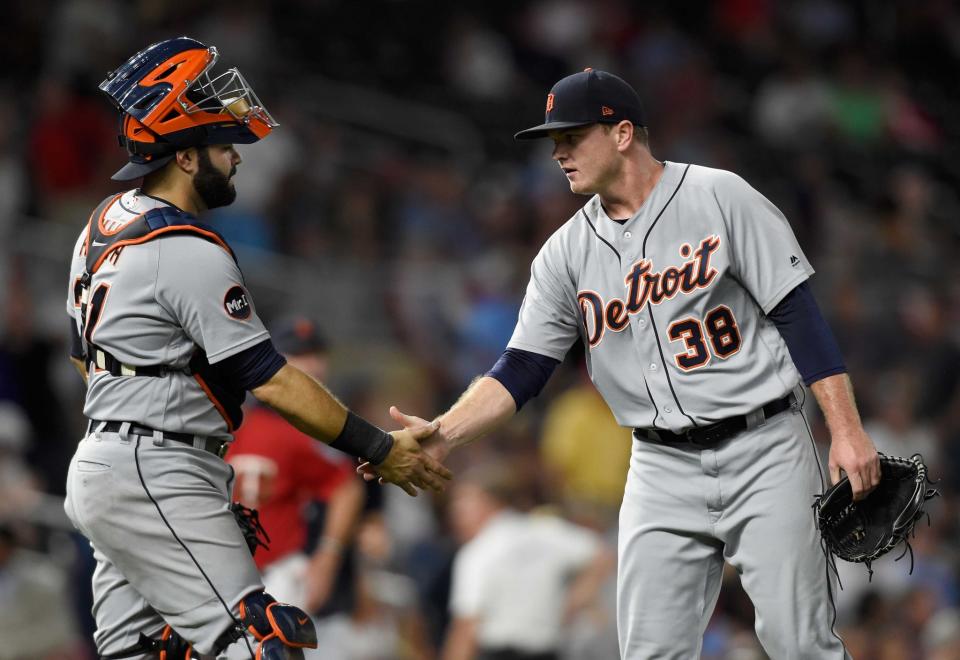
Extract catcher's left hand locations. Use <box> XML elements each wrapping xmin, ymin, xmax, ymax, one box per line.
<box><xmin>814</xmin><ymin>453</ymin><xmax>938</xmax><ymax>580</ymax></box>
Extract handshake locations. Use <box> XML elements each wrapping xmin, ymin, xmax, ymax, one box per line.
<box><xmin>358</xmin><ymin>406</ymin><xmax>453</xmax><ymax>496</ymax></box>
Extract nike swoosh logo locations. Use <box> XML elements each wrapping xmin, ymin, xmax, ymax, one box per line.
<box><xmin>92</xmin><ymin>240</ymin><xmax>107</xmax><ymax>247</ymax></box>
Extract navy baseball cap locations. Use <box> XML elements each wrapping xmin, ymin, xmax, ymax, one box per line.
<box><xmin>270</xmin><ymin>317</ymin><xmax>328</xmax><ymax>356</ymax></box>
<box><xmin>111</xmin><ymin>152</ymin><xmax>176</xmax><ymax>181</ymax></box>
<box><xmin>514</xmin><ymin>68</ymin><xmax>646</xmax><ymax>140</ymax></box>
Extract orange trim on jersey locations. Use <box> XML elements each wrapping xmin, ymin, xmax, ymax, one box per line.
<box><xmin>194</xmin><ymin>372</ymin><xmax>235</xmax><ymax>433</ymax></box>
<box><xmin>91</xmin><ymin>226</ymin><xmax>233</xmax><ymax>273</ymax></box>
<box><xmin>84</xmin><ymin>283</ymin><xmax>112</xmax><ymax>344</ymax></box>
<box><xmin>72</xmin><ymin>275</ymin><xmax>83</xmax><ymax>308</ymax></box>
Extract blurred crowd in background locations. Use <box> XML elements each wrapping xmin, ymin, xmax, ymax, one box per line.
<box><xmin>2</xmin><ymin>0</ymin><xmax>960</xmax><ymax>658</ymax></box>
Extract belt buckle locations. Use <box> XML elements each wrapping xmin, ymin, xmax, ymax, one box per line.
<box><xmin>688</xmin><ymin>426</ymin><xmax>722</xmax><ymax>448</ymax></box>
<box><xmin>688</xmin><ymin>432</ymin><xmax>712</xmax><ymax>448</ymax></box>
<box><xmin>216</xmin><ymin>440</ymin><xmax>229</xmax><ymax>459</ymax></box>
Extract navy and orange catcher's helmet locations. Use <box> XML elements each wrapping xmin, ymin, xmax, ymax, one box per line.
<box><xmin>100</xmin><ymin>36</ymin><xmax>278</xmax><ymax>181</ymax></box>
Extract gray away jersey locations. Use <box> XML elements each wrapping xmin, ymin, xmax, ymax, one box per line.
<box><xmin>508</xmin><ymin>162</ymin><xmax>814</xmax><ymax>431</ymax></box>
<box><xmin>66</xmin><ymin>190</ymin><xmax>269</xmax><ymax>437</ymax></box>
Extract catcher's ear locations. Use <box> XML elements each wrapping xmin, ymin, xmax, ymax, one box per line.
<box><xmin>174</xmin><ymin>147</ymin><xmax>201</xmax><ymax>175</ymax></box>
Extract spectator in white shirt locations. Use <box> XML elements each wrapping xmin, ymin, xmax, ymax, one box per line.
<box><xmin>442</xmin><ymin>464</ymin><xmax>614</xmax><ymax>660</ymax></box>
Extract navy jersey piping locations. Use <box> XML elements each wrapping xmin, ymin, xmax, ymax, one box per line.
<box><xmin>641</xmin><ymin>164</ymin><xmax>696</xmax><ymax>428</ymax></box>
<box><xmin>580</xmin><ymin>209</ymin><xmax>621</xmax><ymax>262</ymax></box>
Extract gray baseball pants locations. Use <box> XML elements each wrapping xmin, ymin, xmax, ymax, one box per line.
<box><xmin>64</xmin><ymin>427</ymin><xmax>268</xmax><ymax>659</ymax></box>
<box><xmin>617</xmin><ymin>403</ymin><xmax>851</xmax><ymax>659</ymax></box>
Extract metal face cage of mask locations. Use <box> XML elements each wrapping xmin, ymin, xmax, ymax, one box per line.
<box><xmin>177</xmin><ymin>46</ymin><xmax>278</xmax><ymax>133</ymax></box>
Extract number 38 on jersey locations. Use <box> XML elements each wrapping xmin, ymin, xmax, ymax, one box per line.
<box><xmin>576</xmin><ymin>234</ymin><xmax>741</xmax><ymax>372</ymax></box>
<box><xmin>667</xmin><ymin>305</ymin><xmax>742</xmax><ymax>371</ymax></box>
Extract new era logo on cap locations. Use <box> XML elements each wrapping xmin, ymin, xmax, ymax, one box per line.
<box><xmin>601</xmin><ymin>105</ymin><xmax>614</xmax><ymax>116</ymax></box>
<box><xmin>546</xmin><ymin>93</ymin><xmax>555</xmax><ymax>113</ymax></box>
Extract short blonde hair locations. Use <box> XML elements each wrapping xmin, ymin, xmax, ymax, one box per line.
<box><xmin>602</xmin><ymin>122</ymin><xmax>649</xmax><ymax>147</ymax></box>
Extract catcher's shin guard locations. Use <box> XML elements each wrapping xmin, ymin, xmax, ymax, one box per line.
<box><xmin>239</xmin><ymin>590</ymin><xmax>318</xmax><ymax>659</ymax></box>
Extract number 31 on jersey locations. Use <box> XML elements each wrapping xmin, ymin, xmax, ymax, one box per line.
<box><xmin>667</xmin><ymin>305</ymin><xmax>742</xmax><ymax>371</ymax></box>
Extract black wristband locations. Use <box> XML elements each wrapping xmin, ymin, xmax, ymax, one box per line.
<box><xmin>330</xmin><ymin>411</ymin><xmax>395</xmax><ymax>465</ymax></box>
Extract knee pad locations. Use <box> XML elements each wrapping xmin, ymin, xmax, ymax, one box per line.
<box><xmin>155</xmin><ymin>625</ymin><xmax>192</xmax><ymax>660</ymax></box>
<box><xmin>239</xmin><ymin>591</ymin><xmax>317</xmax><ymax>660</ymax></box>
<box><xmin>103</xmin><ymin>624</ymin><xmax>192</xmax><ymax>660</ymax></box>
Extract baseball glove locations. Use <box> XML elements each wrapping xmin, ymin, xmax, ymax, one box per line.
<box><xmin>230</xmin><ymin>502</ymin><xmax>271</xmax><ymax>556</ymax></box>
<box><xmin>814</xmin><ymin>453</ymin><xmax>938</xmax><ymax>581</ymax></box>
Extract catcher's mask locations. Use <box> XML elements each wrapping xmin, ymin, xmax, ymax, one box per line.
<box><xmin>100</xmin><ymin>36</ymin><xmax>278</xmax><ymax>181</ymax></box>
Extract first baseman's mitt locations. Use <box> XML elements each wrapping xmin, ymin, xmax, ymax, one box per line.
<box><xmin>814</xmin><ymin>453</ymin><xmax>938</xmax><ymax>581</ymax></box>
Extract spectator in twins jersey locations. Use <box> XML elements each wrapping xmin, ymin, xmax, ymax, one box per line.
<box><xmin>225</xmin><ymin>318</ymin><xmax>365</xmax><ymax>630</ymax></box>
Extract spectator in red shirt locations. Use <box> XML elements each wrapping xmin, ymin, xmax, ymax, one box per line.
<box><xmin>226</xmin><ymin>318</ymin><xmax>365</xmax><ymax>618</ymax></box>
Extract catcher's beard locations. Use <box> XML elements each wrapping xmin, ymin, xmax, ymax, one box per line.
<box><xmin>193</xmin><ymin>147</ymin><xmax>237</xmax><ymax>210</ymax></box>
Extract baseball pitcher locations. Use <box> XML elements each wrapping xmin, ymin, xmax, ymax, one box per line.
<box><xmin>366</xmin><ymin>69</ymin><xmax>880</xmax><ymax>658</ymax></box>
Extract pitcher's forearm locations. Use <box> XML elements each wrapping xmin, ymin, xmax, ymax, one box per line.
<box><xmin>438</xmin><ymin>376</ymin><xmax>517</xmax><ymax>448</ymax></box>
<box><xmin>810</xmin><ymin>373</ymin><xmax>863</xmax><ymax>435</ymax></box>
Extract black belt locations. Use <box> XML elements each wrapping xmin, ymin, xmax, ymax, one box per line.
<box><xmin>87</xmin><ymin>420</ymin><xmax>228</xmax><ymax>457</ymax></box>
<box><xmin>86</xmin><ymin>345</ymin><xmax>172</xmax><ymax>378</ymax></box>
<box><xmin>634</xmin><ymin>394</ymin><xmax>796</xmax><ymax>449</ymax></box>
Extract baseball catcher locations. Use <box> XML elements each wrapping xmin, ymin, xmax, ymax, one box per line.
<box><xmin>814</xmin><ymin>453</ymin><xmax>939</xmax><ymax>580</ymax></box>
<box><xmin>64</xmin><ymin>36</ymin><xmax>450</xmax><ymax>660</ymax></box>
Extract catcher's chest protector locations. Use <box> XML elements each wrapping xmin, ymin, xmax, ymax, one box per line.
<box><xmin>82</xmin><ymin>193</ymin><xmax>236</xmax><ymax>275</ymax></box>
<box><xmin>76</xmin><ymin>194</ymin><xmax>236</xmax><ymax>354</ymax></box>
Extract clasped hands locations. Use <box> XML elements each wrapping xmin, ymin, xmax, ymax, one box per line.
<box><xmin>357</xmin><ymin>406</ymin><xmax>452</xmax><ymax>496</ymax></box>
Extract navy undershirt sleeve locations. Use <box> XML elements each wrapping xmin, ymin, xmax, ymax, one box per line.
<box><xmin>216</xmin><ymin>338</ymin><xmax>287</xmax><ymax>391</ymax></box>
<box><xmin>69</xmin><ymin>318</ymin><xmax>84</xmax><ymax>359</ymax></box>
<box><xmin>486</xmin><ymin>347</ymin><xmax>561</xmax><ymax>411</ymax></box>
<box><xmin>768</xmin><ymin>281</ymin><xmax>846</xmax><ymax>386</ymax></box>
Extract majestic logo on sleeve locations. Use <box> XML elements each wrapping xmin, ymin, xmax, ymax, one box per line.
<box><xmin>224</xmin><ymin>285</ymin><xmax>252</xmax><ymax>319</ymax></box>
<box><xmin>577</xmin><ymin>235</ymin><xmax>721</xmax><ymax>346</ymax></box>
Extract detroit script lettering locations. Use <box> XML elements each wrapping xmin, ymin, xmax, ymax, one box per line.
<box><xmin>578</xmin><ymin>235</ymin><xmax>721</xmax><ymax>346</ymax></box>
